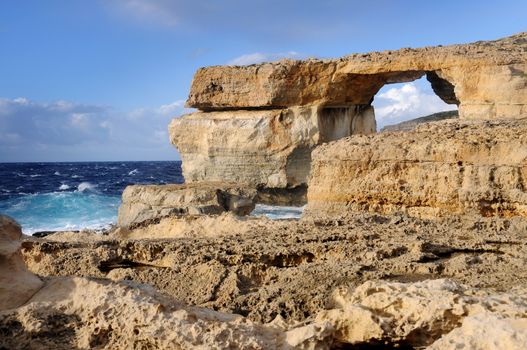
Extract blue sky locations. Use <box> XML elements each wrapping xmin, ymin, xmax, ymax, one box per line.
<box><xmin>0</xmin><ymin>0</ymin><xmax>525</xmax><ymax>162</ymax></box>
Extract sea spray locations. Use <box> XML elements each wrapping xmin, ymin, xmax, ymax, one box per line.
<box><xmin>0</xmin><ymin>161</ymin><xmax>184</xmax><ymax>234</ymax></box>
<box><xmin>77</xmin><ymin>182</ymin><xmax>97</xmax><ymax>192</ymax></box>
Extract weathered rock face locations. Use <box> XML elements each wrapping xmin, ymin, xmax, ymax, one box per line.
<box><xmin>428</xmin><ymin>314</ymin><xmax>527</xmax><ymax>349</ymax></box>
<box><xmin>169</xmin><ymin>105</ymin><xmax>375</xmax><ymax>200</ymax></box>
<box><xmin>316</xmin><ymin>279</ymin><xmax>527</xmax><ymax>348</ymax></box>
<box><xmin>22</xmin><ymin>211</ymin><xmax>527</xmax><ymax>325</ymax></box>
<box><xmin>0</xmin><ymin>216</ymin><xmax>43</xmax><ymax>311</ymax></box>
<box><xmin>18</xmin><ymin>211</ymin><xmax>527</xmax><ymax>348</ymax></box>
<box><xmin>307</xmin><ymin>119</ymin><xmax>527</xmax><ymax>219</ymax></box>
<box><xmin>117</xmin><ymin>183</ymin><xmax>257</xmax><ymax>227</ymax></box>
<box><xmin>186</xmin><ymin>32</ymin><xmax>527</xmax><ymax>120</ymax></box>
<box><xmin>0</xmin><ymin>276</ymin><xmax>335</xmax><ymax>350</ymax></box>
<box><xmin>170</xmin><ymin>33</ymin><xmax>525</xmax><ymax>201</ymax></box>
<box><xmin>0</xmin><ymin>218</ymin><xmax>332</xmax><ymax>349</ymax></box>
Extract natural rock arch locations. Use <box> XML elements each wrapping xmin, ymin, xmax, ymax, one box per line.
<box><xmin>170</xmin><ymin>32</ymin><xmax>527</xmax><ymax>204</ymax></box>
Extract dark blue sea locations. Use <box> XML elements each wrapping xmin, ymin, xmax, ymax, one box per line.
<box><xmin>0</xmin><ymin>161</ymin><xmax>184</xmax><ymax>234</ymax></box>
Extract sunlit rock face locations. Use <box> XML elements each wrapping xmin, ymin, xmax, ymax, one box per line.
<box><xmin>117</xmin><ymin>183</ymin><xmax>258</xmax><ymax>228</ymax></box>
<box><xmin>306</xmin><ymin>118</ymin><xmax>527</xmax><ymax>219</ymax></box>
<box><xmin>186</xmin><ymin>33</ymin><xmax>526</xmax><ymax>120</ymax></box>
<box><xmin>170</xmin><ymin>106</ymin><xmax>375</xmax><ymax>204</ymax></box>
<box><xmin>0</xmin><ymin>215</ymin><xmax>43</xmax><ymax>311</ymax></box>
<box><xmin>170</xmin><ymin>32</ymin><xmax>526</xmax><ymax>204</ymax></box>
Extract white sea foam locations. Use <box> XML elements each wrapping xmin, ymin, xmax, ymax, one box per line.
<box><xmin>77</xmin><ymin>182</ymin><xmax>97</xmax><ymax>192</ymax></box>
<box><xmin>0</xmin><ymin>191</ymin><xmax>121</xmax><ymax>235</ymax></box>
<box><xmin>54</xmin><ymin>171</ymin><xmax>61</xmax><ymax>175</ymax></box>
<box><xmin>30</xmin><ymin>174</ymin><xmax>42</xmax><ymax>178</ymax></box>
<box><xmin>251</xmin><ymin>204</ymin><xmax>305</xmax><ymax>220</ymax></box>
<box><xmin>59</xmin><ymin>184</ymin><xmax>70</xmax><ymax>190</ymax></box>
<box><xmin>71</xmin><ymin>175</ymin><xmax>80</xmax><ymax>178</ymax></box>
<box><xmin>128</xmin><ymin>169</ymin><xmax>139</xmax><ymax>176</ymax></box>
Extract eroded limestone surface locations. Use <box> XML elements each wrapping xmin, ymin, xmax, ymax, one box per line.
<box><xmin>0</xmin><ymin>215</ymin><xmax>332</xmax><ymax>350</ymax></box>
<box><xmin>118</xmin><ymin>182</ymin><xmax>257</xmax><ymax>227</ymax></box>
<box><xmin>0</xmin><ymin>216</ymin><xmax>43</xmax><ymax>311</ymax></box>
<box><xmin>17</xmin><ymin>213</ymin><xmax>527</xmax><ymax>348</ymax></box>
<box><xmin>307</xmin><ymin>118</ymin><xmax>527</xmax><ymax>219</ymax></box>
<box><xmin>169</xmin><ymin>106</ymin><xmax>375</xmax><ymax>201</ymax></box>
<box><xmin>186</xmin><ymin>33</ymin><xmax>527</xmax><ymax>120</ymax></box>
<box><xmin>22</xmin><ymin>212</ymin><xmax>527</xmax><ymax>324</ymax></box>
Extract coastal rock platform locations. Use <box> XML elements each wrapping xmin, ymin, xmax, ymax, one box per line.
<box><xmin>13</xmin><ymin>212</ymin><xmax>527</xmax><ymax>348</ymax></box>
<box><xmin>117</xmin><ymin>182</ymin><xmax>257</xmax><ymax>228</ymax></box>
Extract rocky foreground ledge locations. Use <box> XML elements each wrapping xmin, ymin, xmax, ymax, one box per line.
<box><xmin>2</xmin><ymin>213</ymin><xmax>527</xmax><ymax>349</ymax></box>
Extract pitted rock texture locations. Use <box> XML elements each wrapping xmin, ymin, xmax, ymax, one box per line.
<box><xmin>0</xmin><ymin>216</ymin><xmax>43</xmax><ymax>311</ymax></box>
<box><xmin>0</xmin><ymin>217</ymin><xmax>332</xmax><ymax>350</ymax></box>
<box><xmin>169</xmin><ymin>106</ymin><xmax>375</xmax><ymax>195</ymax></box>
<box><xmin>187</xmin><ymin>32</ymin><xmax>527</xmax><ymax>120</ymax></box>
<box><xmin>428</xmin><ymin>313</ymin><xmax>527</xmax><ymax>349</ymax></box>
<box><xmin>307</xmin><ymin>119</ymin><xmax>527</xmax><ymax>219</ymax></box>
<box><xmin>117</xmin><ymin>182</ymin><xmax>257</xmax><ymax>227</ymax></box>
<box><xmin>0</xmin><ymin>277</ymin><xmax>334</xmax><ymax>350</ymax></box>
<box><xmin>22</xmin><ymin>212</ymin><xmax>527</xmax><ymax>325</ymax></box>
<box><xmin>317</xmin><ymin>278</ymin><xmax>527</xmax><ymax>347</ymax></box>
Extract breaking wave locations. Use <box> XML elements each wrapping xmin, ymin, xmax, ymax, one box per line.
<box><xmin>77</xmin><ymin>182</ymin><xmax>97</xmax><ymax>192</ymax></box>
<box><xmin>0</xmin><ymin>191</ymin><xmax>120</xmax><ymax>234</ymax></box>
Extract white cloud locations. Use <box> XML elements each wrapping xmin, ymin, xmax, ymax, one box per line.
<box><xmin>158</xmin><ymin>100</ymin><xmax>186</xmax><ymax>115</ymax></box>
<box><xmin>228</xmin><ymin>51</ymin><xmax>301</xmax><ymax>66</ymax></box>
<box><xmin>0</xmin><ymin>97</ymin><xmax>187</xmax><ymax>161</ymax></box>
<box><xmin>373</xmin><ymin>82</ymin><xmax>457</xmax><ymax>127</ymax></box>
<box><xmin>13</xmin><ymin>97</ymin><xmax>29</xmax><ymax>105</ymax></box>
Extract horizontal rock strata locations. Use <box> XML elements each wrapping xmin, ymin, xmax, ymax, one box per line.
<box><xmin>307</xmin><ymin>119</ymin><xmax>527</xmax><ymax>219</ymax></box>
<box><xmin>117</xmin><ymin>183</ymin><xmax>257</xmax><ymax>227</ymax></box>
<box><xmin>170</xmin><ymin>33</ymin><xmax>526</xmax><ymax>201</ymax></box>
<box><xmin>169</xmin><ymin>106</ymin><xmax>375</xmax><ymax>201</ymax></box>
<box><xmin>186</xmin><ymin>33</ymin><xmax>527</xmax><ymax>120</ymax></box>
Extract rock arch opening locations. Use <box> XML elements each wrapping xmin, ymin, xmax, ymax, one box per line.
<box><xmin>370</xmin><ymin>73</ymin><xmax>459</xmax><ymax>131</ymax></box>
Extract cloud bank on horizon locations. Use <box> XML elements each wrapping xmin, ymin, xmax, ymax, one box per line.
<box><xmin>0</xmin><ymin>98</ymin><xmax>191</xmax><ymax>162</ymax></box>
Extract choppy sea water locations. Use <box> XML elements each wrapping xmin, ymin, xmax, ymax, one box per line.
<box><xmin>0</xmin><ymin>161</ymin><xmax>304</xmax><ymax>234</ymax></box>
<box><xmin>0</xmin><ymin>162</ymin><xmax>184</xmax><ymax>234</ymax></box>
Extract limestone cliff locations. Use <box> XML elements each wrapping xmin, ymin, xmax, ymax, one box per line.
<box><xmin>186</xmin><ymin>33</ymin><xmax>527</xmax><ymax>120</ymax></box>
<box><xmin>170</xmin><ymin>33</ymin><xmax>526</xmax><ymax>202</ymax></box>
<box><xmin>307</xmin><ymin>118</ymin><xmax>527</xmax><ymax>219</ymax></box>
<box><xmin>169</xmin><ymin>106</ymin><xmax>375</xmax><ymax>199</ymax></box>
